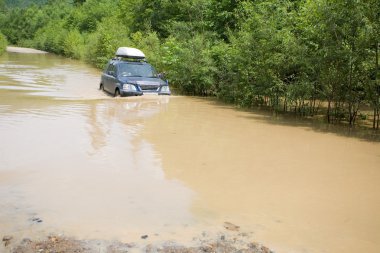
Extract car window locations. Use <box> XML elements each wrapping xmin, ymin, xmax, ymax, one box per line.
<box><xmin>106</xmin><ymin>64</ymin><xmax>117</xmax><ymax>77</ymax></box>
<box><xmin>118</xmin><ymin>63</ymin><xmax>157</xmax><ymax>78</ymax></box>
<box><xmin>103</xmin><ymin>63</ymin><xmax>110</xmax><ymax>73</ymax></box>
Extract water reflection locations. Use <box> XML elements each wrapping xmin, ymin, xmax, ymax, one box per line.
<box><xmin>0</xmin><ymin>51</ymin><xmax>103</xmax><ymax>99</ymax></box>
<box><xmin>0</xmin><ymin>51</ymin><xmax>194</xmax><ymax>243</ymax></box>
<box><xmin>86</xmin><ymin>97</ymin><xmax>169</xmax><ymax>153</ymax></box>
<box><xmin>0</xmin><ymin>97</ymin><xmax>195</xmax><ymax>242</ymax></box>
<box><xmin>143</xmin><ymin>97</ymin><xmax>380</xmax><ymax>253</ymax></box>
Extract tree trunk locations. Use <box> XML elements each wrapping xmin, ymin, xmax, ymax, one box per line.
<box><xmin>301</xmin><ymin>99</ymin><xmax>305</xmax><ymax>116</ymax></box>
<box><xmin>311</xmin><ymin>82</ymin><xmax>317</xmax><ymax>116</ymax></box>
<box><xmin>311</xmin><ymin>97</ymin><xmax>316</xmax><ymax>116</ymax></box>
<box><xmin>373</xmin><ymin>107</ymin><xmax>376</xmax><ymax>129</ymax></box>
<box><xmin>327</xmin><ymin>100</ymin><xmax>331</xmax><ymax>123</ymax></box>
<box><xmin>348</xmin><ymin>102</ymin><xmax>354</xmax><ymax>126</ymax></box>
<box><xmin>376</xmin><ymin>42</ymin><xmax>379</xmax><ymax>129</ymax></box>
<box><xmin>348</xmin><ymin>55</ymin><xmax>354</xmax><ymax>126</ymax></box>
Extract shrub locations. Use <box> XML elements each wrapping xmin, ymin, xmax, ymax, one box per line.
<box><xmin>0</xmin><ymin>32</ymin><xmax>7</xmax><ymax>55</ymax></box>
<box><xmin>161</xmin><ymin>34</ymin><xmax>216</xmax><ymax>95</ymax></box>
<box><xmin>33</xmin><ymin>21</ymin><xmax>67</xmax><ymax>54</ymax></box>
<box><xmin>84</xmin><ymin>16</ymin><xmax>131</xmax><ymax>68</ymax></box>
<box><xmin>63</xmin><ymin>29</ymin><xmax>84</xmax><ymax>59</ymax></box>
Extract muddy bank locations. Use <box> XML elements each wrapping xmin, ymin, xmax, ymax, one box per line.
<box><xmin>2</xmin><ymin>232</ymin><xmax>273</xmax><ymax>253</ymax></box>
<box><xmin>6</xmin><ymin>46</ymin><xmax>47</xmax><ymax>54</ymax></box>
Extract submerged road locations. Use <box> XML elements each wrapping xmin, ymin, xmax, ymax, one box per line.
<box><xmin>1</xmin><ymin>48</ymin><xmax>380</xmax><ymax>253</ymax></box>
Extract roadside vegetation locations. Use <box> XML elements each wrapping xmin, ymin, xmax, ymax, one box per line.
<box><xmin>0</xmin><ymin>32</ymin><xmax>6</xmax><ymax>55</ymax></box>
<box><xmin>0</xmin><ymin>0</ymin><xmax>379</xmax><ymax>129</ymax></box>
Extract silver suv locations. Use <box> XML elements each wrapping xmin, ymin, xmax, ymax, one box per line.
<box><xmin>99</xmin><ymin>47</ymin><xmax>171</xmax><ymax>97</ymax></box>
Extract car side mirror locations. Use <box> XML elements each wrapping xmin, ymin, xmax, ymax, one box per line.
<box><xmin>158</xmin><ymin>72</ymin><xmax>165</xmax><ymax>79</ymax></box>
<box><xmin>108</xmin><ymin>71</ymin><xmax>115</xmax><ymax>76</ymax></box>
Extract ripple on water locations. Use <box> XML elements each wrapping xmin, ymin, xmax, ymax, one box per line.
<box><xmin>0</xmin><ymin>63</ymin><xmax>39</xmax><ymax>69</ymax></box>
<box><xmin>0</xmin><ymin>53</ymin><xmax>103</xmax><ymax>100</ymax></box>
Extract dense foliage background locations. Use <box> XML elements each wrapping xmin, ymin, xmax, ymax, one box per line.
<box><xmin>0</xmin><ymin>0</ymin><xmax>379</xmax><ymax>128</ymax></box>
<box><xmin>4</xmin><ymin>0</ymin><xmax>47</xmax><ymax>8</ymax></box>
<box><xmin>0</xmin><ymin>31</ymin><xmax>6</xmax><ymax>54</ymax></box>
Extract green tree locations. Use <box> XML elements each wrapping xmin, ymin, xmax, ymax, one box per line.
<box><xmin>63</xmin><ymin>29</ymin><xmax>84</xmax><ymax>59</ymax></box>
<box><xmin>162</xmin><ymin>34</ymin><xmax>216</xmax><ymax>95</ymax></box>
<box><xmin>85</xmin><ymin>15</ymin><xmax>131</xmax><ymax>68</ymax></box>
<box><xmin>364</xmin><ymin>0</ymin><xmax>380</xmax><ymax>129</ymax></box>
<box><xmin>128</xmin><ymin>0</ymin><xmax>212</xmax><ymax>38</ymax></box>
<box><xmin>0</xmin><ymin>32</ymin><xmax>7</xmax><ymax>54</ymax></box>
<box><xmin>1</xmin><ymin>5</ymin><xmax>47</xmax><ymax>44</ymax></box>
<box><xmin>66</xmin><ymin>0</ymin><xmax>115</xmax><ymax>32</ymax></box>
<box><xmin>300</xmin><ymin>0</ymin><xmax>373</xmax><ymax>125</ymax></box>
<box><xmin>207</xmin><ymin>0</ymin><xmax>239</xmax><ymax>41</ymax></box>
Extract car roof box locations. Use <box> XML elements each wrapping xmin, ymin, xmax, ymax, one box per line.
<box><xmin>116</xmin><ymin>47</ymin><xmax>145</xmax><ymax>59</ymax></box>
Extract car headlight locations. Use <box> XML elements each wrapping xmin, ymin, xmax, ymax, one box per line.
<box><xmin>160</xmin><ymin>86</ymin><xmax>170</xmax><ymax>92</ymax></box>
<box><xmin>123</xmin><ymin>83</ymin><xmax>137</xmax><ymax>91</ymax></box>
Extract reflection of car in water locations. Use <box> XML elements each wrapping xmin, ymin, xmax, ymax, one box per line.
<box><xmin>99</xmin><ymin>47</ymin><xmax>171</xmax><ymax>97</ymax></box>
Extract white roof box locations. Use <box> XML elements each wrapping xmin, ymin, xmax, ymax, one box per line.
<box><xmin>116</xmin><ymin>47</ymin><xmax>145</xmax><ymax>59</ymax></box>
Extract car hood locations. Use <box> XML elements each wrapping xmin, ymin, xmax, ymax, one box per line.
<box><xmin>119</xmin><ymin>76</ymin><xmax>167</xmax><ymax>86</ymax></box>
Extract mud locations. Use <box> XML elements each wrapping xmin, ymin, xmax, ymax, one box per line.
<box><xmin>6</xmin><ymin>46</ymin><xmax>47</xmax><ymax>54</ymax></box>
<box><xmin>3</xmin><ymin>232</ymin><xmax>275</xmax><ymax>253</ymax></box>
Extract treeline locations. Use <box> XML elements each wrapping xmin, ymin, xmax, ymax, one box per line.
<box><xmin>0</xmin><ymin>31</ymin><xmax>6</xmax><ymax>54</ymax></box>
<box><xmin>3</xmin><ymin>0</ymin><xmax>47</xmax><ymax>8</ymax></box>
<box><xmin>0</xmin><ymin>0</ymin><xmax>379</xmax><ymax>128</ymax></box>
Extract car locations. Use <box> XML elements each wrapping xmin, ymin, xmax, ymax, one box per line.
<box><xmin>99</xmin><ymin>47</ymin><xmax>171</xmax><ymax>97</ymax></box>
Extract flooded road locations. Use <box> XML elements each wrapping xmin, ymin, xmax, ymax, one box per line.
<box><xmin>1</xmin><ymin>50</ymin><xmax>380</xmax><ymax>253</ymax></box>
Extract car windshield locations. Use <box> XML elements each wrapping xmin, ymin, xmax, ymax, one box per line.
<box><xmin>118</xmin><ymin>63</ymin><xmax>157</xmax><ymax>78</ymax></box>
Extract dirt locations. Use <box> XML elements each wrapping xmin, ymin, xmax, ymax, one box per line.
<box><xmin>3</xmin><ymin>233</ymin><xmax>274</xmax><ymax>253</ymax></box>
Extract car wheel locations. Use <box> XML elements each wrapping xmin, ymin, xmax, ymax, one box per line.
<box><xmin>114</xmin><ymin>88</ymin><xmax>120</xmax><ymax>97</ymax></box>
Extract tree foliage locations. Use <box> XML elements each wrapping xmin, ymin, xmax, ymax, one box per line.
<box><xmin>0</xmin><ymin>31</ymin><xmax>7</xmax><ymax>54</ymax></box>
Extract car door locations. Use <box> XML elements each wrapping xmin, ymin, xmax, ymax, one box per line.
<box><xmin>104</xmin><ymin>64</ymin><xmax>117</xmax><ymax>93</ymax></box>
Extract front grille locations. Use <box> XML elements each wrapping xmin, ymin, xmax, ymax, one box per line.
<box><xmin>140</xmin><ymin>85</ymin><xmax>159</xmax><ymax>91</ymax></box>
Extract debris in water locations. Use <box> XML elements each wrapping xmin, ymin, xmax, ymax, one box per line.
<box><xmin>223</xmin><ymin>222</ymin><xmax>240</xmax><ymax>231</ymax></box>
<box><xmin>32</xmin><ymin>217</ymin><xmax>43</xmax><ymax>223</ymax></box>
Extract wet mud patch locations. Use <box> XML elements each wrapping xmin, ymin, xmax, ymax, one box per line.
<box><xmin>3</xmin><ymin>232</ymin><xmax>274</xmax><ymax>253</ymax></box>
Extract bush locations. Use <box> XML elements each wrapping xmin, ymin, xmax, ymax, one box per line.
<box><xmin>18</xmin><ymin>39</ymin><xmax>35</xmax><ymax>49</ymax></box>
<box><xmin>0</xmin><ymin>32</ymin><xmax>7</xmax><ymax>55</ymax></box>
<box><xmin>130</xmin><ymin>31</ymin><xmax>162</xmax><ymax>68</ymax></box>
<box><xmin>161</xmin><ymin>34</ymin><xmax>216</xmax><ymax>95</ymax></box>
<box><xmin>84</xmin><ymin>15</ymin><xmax>131</xmax><ymax>68</ymax></box>
<box><xmin>85</xmin><ymin>31</ymin><xmax>115</xmax><ymax>68</ymax></box>
<box><xmin>63</xmin><ymin>29</ymin><xmax>84</xmax><ymax>59</ymax></box>
<box><xmin>33</xmin><ymin>21</ymin><xmax>67</xmax><ymax>54</ymax></box>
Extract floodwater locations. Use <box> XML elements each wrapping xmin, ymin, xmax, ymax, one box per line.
<box><xmin>1</xmin><ymin>50</ymin><xmax>380</xmax><ymax>253</ymax></box>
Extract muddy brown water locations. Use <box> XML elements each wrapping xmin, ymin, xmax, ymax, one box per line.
<box><xmin>1</xmin><ymin>49</ymin><xmax>380</xmax><ymax>253</ymax></box>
